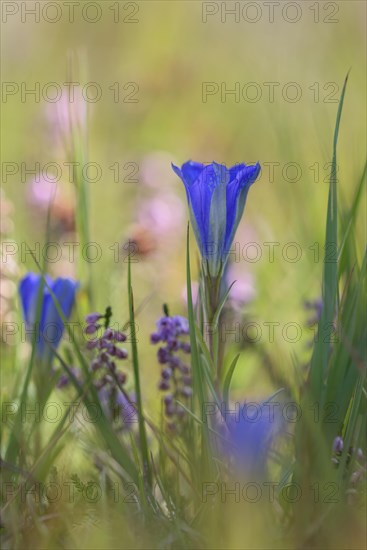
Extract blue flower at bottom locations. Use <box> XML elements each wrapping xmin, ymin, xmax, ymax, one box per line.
<box><xmin>220</xmin><ymin>402</ymin><xmax>283</xmax><ymax>476</ymax></box>
<box><xmin>19</xmin><ymin>273</ymin><xmax>78</xmax><ymax>365</ymax></box>
<box><xmin>172</xmin><ymin>161</ymin><xmax>260</xmax><ymax>277</ymax></box>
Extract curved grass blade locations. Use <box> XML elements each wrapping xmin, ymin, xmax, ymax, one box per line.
<box><xmin>309</xmin><ymin>72</ymin><xmax>349</xmax><ymax>401</ymax></box>
<box><xmin>211</xmin><ymin>280</ymin><xmax>236</xmax><ymax>329</ymax></box>
<box><xmin>127</xmin><ymin>253</ymin><xmax>152</xmax><ymax>488</ymax></box>
<box><xmin>222</xmin><ymin>353</ymin><xmax>240</xmax><ymax>407</ymax></box>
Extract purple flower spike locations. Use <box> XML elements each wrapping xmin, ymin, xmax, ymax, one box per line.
<box><xmin>151</xmin><ymin>310</ymin><xmax>192</xmax><ymax>432</ymax></box>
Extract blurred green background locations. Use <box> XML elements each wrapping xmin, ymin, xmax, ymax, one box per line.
<box><xmin>2</xmin><ymin>0</ymin><xmax>366</xmax><ymax>405</ymax></box>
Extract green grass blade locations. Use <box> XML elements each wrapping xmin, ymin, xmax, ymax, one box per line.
<box><xmin>127</xmin><ymin>253</ymin><xmax>152</xmax><ymax>488</ymax></box>
<box><xmin>309</xmin><ymin>72</ymin><xmax>349</xmax><ymax>401</ymax></box>
<box><xmin>338</xmin><ymin>160</ymin><xmax>366</xmax><ymax>270</ymax></box>
<box><xmin>222</xmin><ymin>353</ymin><xmax>241</xmax><ymax>407</ymax></box>
<box><xmin>211</xmin><ymin>280</ymin><xmax>236</xmax><ymax>329</ymax></box>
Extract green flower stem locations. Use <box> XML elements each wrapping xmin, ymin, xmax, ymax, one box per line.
<box><xmin>203</xmin><ymin>273</ymin><xmax>222</xmax><ymax>394</ymax></box>
<box><xmin>33</xmin><ymin>359</ymin><xmax>55</xmax><ymax>458</ymax></box>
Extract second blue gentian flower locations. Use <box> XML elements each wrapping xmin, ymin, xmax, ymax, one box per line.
<box><xmin>19</xmin><ymin>273</ymin><xmax>78</xmax><ymax>366</ymax></box>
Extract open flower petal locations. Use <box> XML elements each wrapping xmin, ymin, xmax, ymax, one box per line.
<box><xmin>173</xmin><ymin>160</ymin><xmax>260</xmax><ymax>276</ymax></box>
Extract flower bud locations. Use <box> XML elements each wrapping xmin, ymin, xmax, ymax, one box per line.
<box><xmin>85</xmin><ymin>323</ymin><xmax>100</xmax><ymax>335</ymax></box>
<box><xmin>157</xmin><ymin>348</ymin><xmax>169</xmax><ymax>364</ymax></box>
<box><xmin>164</xmin><ymin>394</ymin><xmax>173</xmax><ymax>405</ymax></box>
<box><xmin>161</xmin><ymin>367</ymin><xmax>172</xmax><ymax>380</ymax></box>
<box><xmin>116</xmin><ymin>371</ymin><xmax>127</xmax><ymax>385</ymax></box>
<box><xmin>333</xmin><ymin>436</ymin><xmax>344</xmax><ymax>453</ymax></box>
<box><xmin>86</xmin><ymin>340</ymin><xmax>98</xmax><ymax>350</ymax></box>
<box><xmin>85</xmin><ymin>313</ymin><xmax>102</xmax><ymax>324</ymax></box>
<box><xmin>103</xmin><ymin>328</ymin><xmax>114</xmax><ymax>340</ymax></box>
<box><xmin>115</xmin><ymin>347</ymin><xmax>128</xmax><ymax>360</ymax></box>
<box><xmin>181</xmin><ymin>387</ymin><xmax>192</xmax><ymax>398</ymax></box>
<box><xmin>91</xmin><ymin>358</ymin><xmax>102</xmax><ymax>371</ymax></box>
<box><xmin>180</xmin><ymin>342</ymin><xmax>191</xmax><ymax>353</ymax></box>
<box><xmin>165</xmin><ymin>403</ymin><xmax>176</xmax><ymax>416</ymax></box>
<box><xmin>159</xmin><ymin>380</ymin><xmax>170</xmax><ymax>391</ymax></box>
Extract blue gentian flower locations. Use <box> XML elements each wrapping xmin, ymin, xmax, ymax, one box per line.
<box><xmin>172</xmin><ymin>161</ymin><xmax>260</xmax><ymax>277</ymax></box>
<box><xmin>219</xmin><ymin>402</ymin><xmax>283</xmax><ymax>476</ymax></box>
<box><xmin>19</xmin><ymin>273</ymin><xmax>78</xmax><ymax>365</ymax></box>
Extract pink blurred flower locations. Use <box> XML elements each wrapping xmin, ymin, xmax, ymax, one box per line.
<box><xmin>233</xmin><ymin>221</ymin><xmax>258</xmax><ymax>249</ymax></box>
<box><xmin>226</xmin><ymin>263</ymin><xmax>256</xmax><ymax>306</ymax></box>
<box><xmin>137</xmin><ymin>193</ymin><xmax>185</xmax><ymax>237</ymax></box>
<box><xmin>125</xmin><ymin>192</ymin><xmax>186</xmax><ymax>259</ymax></box>
<box><xmin>140</xmin><ymin>152</ymin><xmax>178</xmax><ymax>189</ymax></box>
<box><xmin>26</xmin><ymin>176</ymin><xmax>58</xmax><ymax>208</ymax></box>
<box><xmin>47</xmin><ymin>86</ymin><xmax>87</xmax><ymax>147</ymax></box>
<box><xmin>124</xmin><ymin>152</ymin><xmax>186</xmax><ymax>262</ymax></box>
<box><xmin>26</xmin><ymin>177</ymin><xmax>75</xmax><ymax>234</ymax></box>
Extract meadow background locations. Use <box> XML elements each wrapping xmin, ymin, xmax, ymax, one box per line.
<box><xmin>1</xmin><ymin>1</ymin><xmax>366</xmax><ymax>548</ymax></box>
<box><xmin>3</xmin><ymin>0</ymin><xmax>366</xmax><ymax>399</ymax></box>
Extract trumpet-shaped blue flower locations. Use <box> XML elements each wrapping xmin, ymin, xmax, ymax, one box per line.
<box><xmin>220</xmin><ymin>402</ymin><xmax>284</xmax><ymax>477</ymax></box>
<box><xmin>172</xmin><ymin>161</ymin><xmax>260</xmax><ymax>276</ymax></box>
<box><xmin>19</xmin><ymin>273</ymin><xmax>78</xmax><ymax>365</ymax></box>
